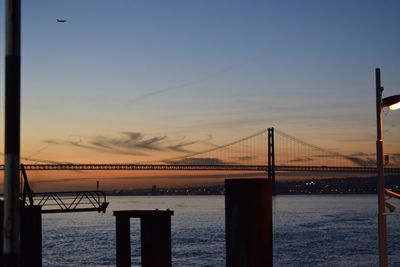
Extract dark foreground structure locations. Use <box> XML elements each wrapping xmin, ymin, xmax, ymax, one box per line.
<box><xmin>0</xmin><ymin>203</ymin><xmax>42</xmax><ymax>267</ymax></box>
<box><xmin>113</xmin><ymin>210</ymin><xmax>174</xmax><ymax>267</ymax></box>
<box><xmin>225</xmin><ymin>178</ymin><xmax>273</xmax><ymax>267</ymax></box>
<box><xmin>1</xmin><ymin>178</ymin><xmax>274</xmax><ymax>266</ymax></box>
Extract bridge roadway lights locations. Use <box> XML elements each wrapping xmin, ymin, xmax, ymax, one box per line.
<box><xmin>113</xmin><ymin>210</ymin><xmax>174</xmax><ymax>267</ymax></box>
<box><xmin>225</xmin><ymin>178</ymin><xmax>273</xmax><ymax>267</ymax></box>
<box><xmin>4</xmin><ymin>164</ymin><xmax>400</xmax><ymax>173</ymax></box>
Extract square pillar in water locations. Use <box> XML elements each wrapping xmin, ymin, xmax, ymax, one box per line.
<box><xmin>225</xmin><ymin>178</ymin><xmax>273</xmax><ymax>267</ymax></box>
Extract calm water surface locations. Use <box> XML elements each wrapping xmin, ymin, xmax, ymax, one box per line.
<box><xmin>42</xmin><ymin>195</ymin><xmax>400</xmax><ymax>266</ymax></box>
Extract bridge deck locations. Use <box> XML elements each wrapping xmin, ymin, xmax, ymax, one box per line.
<box><xmin>3</xmin><ymin>164</ymin><xmax>400</xmax><ymax>173</ymax></box>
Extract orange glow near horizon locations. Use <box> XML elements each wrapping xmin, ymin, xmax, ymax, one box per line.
<box><xmin>0</xmin><ymin>124</ymin><xmax>398</xmax><ymax>192</ymax></box>
<box><xmin>0</xmin><ymin>170</ymin><xmax>270</xmax><ymax>192</ymax></box>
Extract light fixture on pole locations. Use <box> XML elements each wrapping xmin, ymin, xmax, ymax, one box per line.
<box><xmin>375</xmin><ymin>68</ymin><xmax>400</xmax><ymax>267</ymax></box>
<box><xmin>382</xmin><ymin>95</ymin><xmax>400</xmax><ymax>111</ymax></box>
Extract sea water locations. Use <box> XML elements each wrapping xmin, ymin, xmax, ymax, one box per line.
<box><xmin>42</xmin><ymin>195</ymin><xmax>400</xmax><ymax>266</ymax></box>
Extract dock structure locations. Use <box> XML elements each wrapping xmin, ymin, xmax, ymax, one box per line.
<box><xmin>28</xmin><ymin>191</ymin><xmax>109</xmax><ymax>214</ymax></box>
<box><xmin>113</xmin><ymin>210</ymin><xmax>174</xmax><ymax>267</ymax></box>
<box><xmin>21</xmin><ymin>165</ymin><xmax>109</xmax><ymax>214</ymax></box>
<box><xmin>0</xmin><ymin>165</ymin><xmax>110</xmax><ymax>266</ymax></box>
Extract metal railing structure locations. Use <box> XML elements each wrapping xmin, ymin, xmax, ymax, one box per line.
<box><xmin>31</xmin><ymin>190</ymin><xmax>108</xmax><ymax>214</ymax></box>
<box><xmin>20</xmin><ymin>164</ymin><xmax>109</xmax><ymax>214</ymax></box>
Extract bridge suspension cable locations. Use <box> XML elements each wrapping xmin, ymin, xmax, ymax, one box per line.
<box><xmin>274</xmin><ymin>129</ymin><xmax>375</xmax><ymax>168</ymax></box>
<box><xmin>3</xmin><ymin>128</ymin><xmax>398</xmax><ymax>172</ymax></box>
<box><xmin>154</xmin><ymin>129</ymin><xmax>268</xmax><ymax>166</ymax></box>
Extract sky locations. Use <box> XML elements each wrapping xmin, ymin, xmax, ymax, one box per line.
<box><xmin>0</xmin><ymin>0</ymin><xmax>399</xmax><ymax>190</ymax></box>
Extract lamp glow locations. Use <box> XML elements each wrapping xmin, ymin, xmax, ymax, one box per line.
<box><xmin>382</xmin><ymin>94</ymin><xmax>400</xmax><ymax>109</ymax></box>
<box><xmin>389</xmin><ymin>102</ymin><xmax>400</xmax><ymax>110</ymax></box>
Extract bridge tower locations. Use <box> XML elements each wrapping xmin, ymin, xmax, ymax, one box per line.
<box><xmin>268</xmin><ymin>128</ymin><xmax>276</xmax><ymax>195</ymax></box>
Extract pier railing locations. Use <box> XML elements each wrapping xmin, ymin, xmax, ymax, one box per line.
<box><xmin>20</xmin><ymin>164</ymin><xmax>109</xmax><ymax>214</ymax></box>
<box><xmin>28</xmin><ymin>190</ymin><xmax>109</xmax><ymax>214</ymax></box>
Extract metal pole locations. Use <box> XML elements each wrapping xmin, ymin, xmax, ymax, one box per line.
<box><xmin>376</xmin><ymin>68</ymin><xmax>388</xmax><ymax>267</ymax></box>
<box><xmin>4</xmin><ymin>0</ymin><xmax>21</xmax><ymax>265</ymax></box>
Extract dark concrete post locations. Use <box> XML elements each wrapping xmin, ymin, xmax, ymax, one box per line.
<box><xmin>115</xmin><ymin>215</ymin><xmax>131</xmax><ymax>267</ymax></box>
<box><xmin>225</xmin><ymin>178</ymin><xmax>273</xmax><ymax>267</ymax></box>
<box><xmin>114</xmin><ymin>210</ymin><xmax>173</xmax><ymax>267</ymax></box>
<box><xmin>21</xmin><ymin>206</ymin><xmax>42</xmax><ymax>267</ymax></box>
<box><xmin>0</xmin><ymin>203</ymin><xmax>42</xmax><ymax>267</ymax></box>
<box><xmin>141</xmin><ymin>213</ymin><xmax>172</xmax><ymax>267</ymax></box>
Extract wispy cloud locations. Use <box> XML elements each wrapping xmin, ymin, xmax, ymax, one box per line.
<box><xmin>344</xmin><ymin>155</ymin><xmax>375</xmax><ymax>167</ymax></box>
<box><xmin>44</xmin><ymin>131</ymin><xmax>214</xmax><ymax>157</ymax></box>
<box><xmin>128</xmin><ymin>60</ymin><xmax>252</xmax><ymax>104</ymax></box>
<box><xmin>43</xmin><ymin>140</ymin><xmax>59</xmax><ymax>145</ymax></box>
<box><xmin>234</xmin><ymin>156</ymin><xmax>257</xmax><ymax>162</ymax></box>
<box><xmin>166</xmin><ymin>135</ymin><xmax>216</xmax><ymax>153</ymax></box>
<box><xmin>283</xmin><ymin>153</ymin><xmax>380</xmax><ymax>167</ymax></box>
<box><xmin>167</xmin><ymin>140</ymin><xmax>200</xmax><ymax>153</ymax></box>
<box><xmin>166</xmin><ymin>157</ymin><xmax>227</xmax><ymax>165</ymax></box>
<box><xmin>313</xmin><ymin>153</ymin><xmax>376</xmax><ymax>167</ymax></box>
<box><xmin>0</xmin><ymin>142</ymin><xmax>72</xmax><ymax>164</ymax></box>
<box><xmin>288</xmin><ymin>156</ymin><xmax>314</xmax><ymax>163</ymax></box>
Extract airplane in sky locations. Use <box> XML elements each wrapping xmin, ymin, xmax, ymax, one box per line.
<box><xmin>57</xmin><ymin>19</ymin><xmax>67</xmax><ymax>23</ymax></box>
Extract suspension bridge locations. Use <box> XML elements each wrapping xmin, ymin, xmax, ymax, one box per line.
<box><xmin>8</xmin><ymin>127</ymin><xmax>400</xmax><ymax>213</ymax></box>
<box><xmin>2</xmin><ymin>128</ymin><xmax>399</xmax><ymax>173</ymax></box>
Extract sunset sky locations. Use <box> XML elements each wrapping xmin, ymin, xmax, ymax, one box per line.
<box><xmin>0</xmin><ymin>1</ymin><xmax>399</xmax><ymax>190</ymax></box>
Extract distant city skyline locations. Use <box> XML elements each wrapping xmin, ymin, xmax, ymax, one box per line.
<box><xmin>0</xmin><ymin>1</ymin><xmax>399</xmax><ymax>190</ymax></box>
